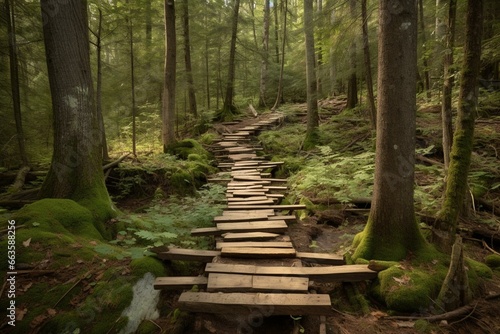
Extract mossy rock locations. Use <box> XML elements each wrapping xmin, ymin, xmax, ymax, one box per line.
<box><xmin>130</xmin><ymin>256</ymin><xmax>168</xmax><ymax>278</ymax></box>
<box><xmin>466</xmin><ymin>258</ymin><xmax>493</xmax><ymax>279</ymax></box>
<box><xmin>484</xmin><ymin>254</ymin><xmax>500</xmax><ymax>268</ymax></box>
<box><xmin>166</xmin><ymin>139</ymin><xmax>211</xmax><ymax>160</ymax></box>
<box><xmin>13</xmin><ymin>198</ymin><xmax>103</xmax><ymax>240</ymax></box>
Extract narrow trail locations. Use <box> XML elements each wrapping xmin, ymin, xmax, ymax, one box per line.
<box><xmin>153</xmin><ymin>112</ymin><xmax>377</xmax><ymax>333</ymax></box>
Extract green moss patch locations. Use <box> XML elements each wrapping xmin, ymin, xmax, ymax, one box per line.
<box><xmin>484</xmin><ymin>254</ymin><xmax>500</xmax><ymax>268</ymax></box>
<box><xmin>130</xmin><ymin>256</ymin><xmax>167</xmax><ymax>278</ymax></box>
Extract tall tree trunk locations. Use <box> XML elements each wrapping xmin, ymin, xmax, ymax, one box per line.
<box><xmin>249</xmin><ymin>0</ymin><xmax>259</xmax><ymax>49</ymax></box>
<box><xmin>353</xmin><ymin>0</ymin><xmax>425</xmax><ymax>261</ymax></box>
<box><xmin>221</xmin><ymin>0</ymin><xmax>241</xmax><ymax>119</ymax></box>
<box><xmin>6</xmin><ymin>0</ymin><xmax>28</xmax><ymax>167</ymax></box>
<box><xmin>39</xmin><ymin>0</ymin><xmax>115</xmax><ymax>225</ymax></box>
<box><xmin>258</xmin><ymin>0</ymin><xmax>271</xmax><ymax>108</ymax></box>
<box><xmin>441</xmin><ymin>0</ymin><xmax>457</xmax><ymax>170</ymax></box>
<box><xmin>434</xmin><ymin>0</ymin><xmax>446</xmax><ymax>88</ymax></box>
<box><xmin>96</xmin><ymin>8</ymin><xmax>109</xmax><ymax>161</ymax></box>
<box><xmin>271</xmin><ymin>0</ymin><xmax>288</xmax><ymax>110</ymax></box>
<box><xmin>273</xmin><ymin>1</ymin><xmax>280</xmax><ymax>64</ymax></box>
<box><xmin>162</xmin><ymin>0</ymin><xmax>176</xmax><ymax>150</ymax></box>
<box><xmin>182</xmin><ymin>0</ymin><xmax>197</xmax><ymax>118</ymax></box>
<box><xmin>304</xmin><ymin>0</ymin><xmax>319</xmax><ymax>149</ymax></box>
<box><xmin>346</xmin><ymin>0</ymin><xmax>358</xmax><ymax>109</ymax></box>
<box><xmin>419</xmin><ymin>0</ymin><xmax>432</xmax><ymax>99</ymax></box>
<box><xmin>316</xmin><ymin>0</ymin><xmax>323</xmax><ymax>97</ymax></box>
<box><xmin>435</xmin><ymin>0</ymin><xmax>483</xmax><ymax>253</ymax></box>
<box><xmin>361</xmin><ymin>0</ymin><xmax>376</xmax><ymax>129</ymax></box>
<box><xmin>205</xmin><ymin>1</ymin><xmax>210</xmax><ymax>109</ymax></box>
<box><xmin>126</xmin><ymin>0</ymin><xmax>137</xmax><ymax>156</ymax></box>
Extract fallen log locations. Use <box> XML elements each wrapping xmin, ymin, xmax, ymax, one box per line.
<box><xmin>102</xmin><ymin>152</ymin><xmax>131</xmax><ymax>171</ymax></box>
<box><xmin>8</xmin><ymin>165</ymin><xmax>30</xmax><ymax>193</ymax></box>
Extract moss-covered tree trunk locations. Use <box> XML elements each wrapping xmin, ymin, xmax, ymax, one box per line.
<box><xmin>39</xmin><ymin>0</ymin><xmax>115</xmax><ymax>226</ymax></box>
<box><xmin>353</xmin><ymin>0</ymin><xmax>426</xmax><ymax>261</ymax></box>
<box><xmin>304</xmin><ymin>0</ymin><xmax>319</xmax><ymax>149</ymax></box>
<box><xmin>435</xmin><ymin>0</ymin><xmax>483</xmax><ymax>253</ymax></box>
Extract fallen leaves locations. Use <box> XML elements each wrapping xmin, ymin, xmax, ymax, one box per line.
<box><xmin>392</xmin><ymin>274</ymin><xmax>411</xmax><ymax>285</ymax></box>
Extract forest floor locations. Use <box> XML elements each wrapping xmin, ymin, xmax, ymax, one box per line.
<box><xmin>1</xmin><ymin>98</ymin><xmax>499</xmax><ymax>334</ymax></box>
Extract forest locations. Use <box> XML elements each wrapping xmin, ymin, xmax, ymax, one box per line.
<box><xmin>0</xmin><ymin>0</ymin><xmax>499</xmax><ymax>333</ymax></box>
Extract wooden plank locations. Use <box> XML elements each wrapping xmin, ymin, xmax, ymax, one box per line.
<box><xmin>222</xmin><ymin>209</ymin><xmax>274</xmax><ymax>215</ymax></box>
<box><xmin>178</xmin><ymin>292</ymin><xmax>331</xmax><ymax>315</ymax></box>
<box><xmin>228</xmin><ymin>191</ymin><xmax>268</xmax><ymax>197</ymax></box>
<box><xmin>296</xmin><ymin>252</ymin><xmax>345</xmax><ymax>265</ymax></box>
<box><xmin>222</xmin><ymin>232</ymin><xmax>281</xmax><ymax>241</ymax></box>
<box><xmin>154</xmin><ymin>276</ymin><xmax>208</xmax><ymax>290</ymax></box>
<box><xmin>205</xmin><ymin>263</ymin><xmax>378</xmax><ymax>282</ymax></box>
<box><xmin>228</xmin><ymin>200</ymin><xmax>276</xmax><ymax>206</ymax></box>
<box><xmin>216</xmin><ymin>220</ymin><xmax>288</xmax><ymax>233</ymax></box>
<box><xmin>221</xmin><ymin>247</ymin><xmax>296</xmax><ymax>259</ymax></box>
<box><xmin>225</xmin><ymin>204</ymin><xmax>307</xmax><ymax>211</ymax></box>
<box><xmin>207</xmin><ymin>273</ymin><xmax>309</xmax><ymax>293</ymax></box>
<box><xmin>226</xmin><ymin>196</ymin><xmax>269</xmax><ymax>202</ymax></box>
<box><xmin>214</xmin><ymin>214</ymin><xmax>270</xmax><ymax>222</ymax></box>
<box><xmin>216</xmin><ymin>241</ymin><xmax>294</xmax><ymax>249</ymax></box>
<box><xmin>191</xmin><ymin>227</ymin><xmax>221</xmax><ymax>236</ymax></box>
<box><xmin>269</xmin><ymin>215</ymin><xmax>297</xmax><ymax>221</ymax></box>
<box><xmin>156</xmin><ymin>248</ymin><xmax>220</xmax><ymax>262</ymax></box>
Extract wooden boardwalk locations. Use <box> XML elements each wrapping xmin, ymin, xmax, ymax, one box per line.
<box><xmin>153</xmin><ymin>113</ymin><xmax>377</xmax><ymax>323</ymax></box>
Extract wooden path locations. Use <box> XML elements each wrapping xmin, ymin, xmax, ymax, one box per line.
<box><xmin>153</xmin><ymin>113</ymin><xmax>377</xmax><ymax>324</ymax></box>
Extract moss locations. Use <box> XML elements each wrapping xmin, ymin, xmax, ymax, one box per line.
<box><xmin>13</xmin><ymin>199</ymin><xmax>103</xmax><ymax>240</ymax></box>
<box><xmin>414</xmin><ymin>319</ymin><xmax>433</xmax><ymax>333</ymax></box>
<box><xmin>136</xmin><ymin>320</ymin><xmax>160</xmax><ymax>334</ymax></box>
<box><xmin>130</xmin><ymin>256</ymin><xmax>167</xmax><ymax>278</ymax></box>
<box><xmin>466</xmin><ymin>258</ymin><xmax>493</xmax><ymax>279</ymax></box>
<box><xmin>485</xmin><ymin>254</ymin><xmax>500</xmax><ymax>268</ymax></box>
<box><xmin>166</xmin><ymin>139</ymin><xmax>211</xmax><ymax>160</ymax></box>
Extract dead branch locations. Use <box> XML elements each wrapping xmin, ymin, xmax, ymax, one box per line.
<box><xmin>9</xmin><ymin>165</ymin><xmax>30</xmax><ymax>193</ymax></box>
<box><xmin>416</xmin><ymin>154</ymin><xmax>444</xmax><ymax>166</ymax></box>
<box><xmin>383</xmin><ymin>304</ymin><xmax>475</xmax><ymax>322</ymax></box>
<box><xmin>102</xmin><ymin>152</ymin><xmax>131</xmax><ymax>171</ymax></box>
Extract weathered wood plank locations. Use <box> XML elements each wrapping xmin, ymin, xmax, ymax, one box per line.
<box><xmin>178</xmin><ymin>292</ymin><xmax>331</xmax><ymax>315</ymax></box>
<box><xmin>296</xmin><ymin>252</ymin><xmax>345</xmax><ymax>265</ymax></box>
<box><xmin>216</xmin><ymin>221</ymin><xmax>288</xmax><ymax>233</ymax></box>
<box><xmin>207</xmin><ymin>273</ymin><xmax>309</xmax><ymax>293</ymax></box>
<box><xmin>269</xmin><ymin>215</ymin><xmax>297</xmax><ymax>221</ymax></box>
<box><xmin>228</xmin><ymin>199</ymin><xmax>276</xmax><ymax>206</ymax></box>
<box><xmin>221</xmin><ymin>247</ymin><xmax>296</xmax><ymax>258</ymax></box>
<box><xmin>157</xmin><ymin>248</ymin><xmax>220</xmax><ymax>262</ymax></box>
<box><xmin>225</xmin><ymin>204</ymin><xmax>306</xmax><ymax>211</ymax></box>
<box><xmin>154</xmin><ymin>276</ymin><xmax>208</xmax><ymax>290</ymax></box>
<box><xmin>222</xmin><ymin>232</ymin><xmax>281</xmax><ymax>241</ymax></box>
<box><xmin>214</xmin><ymin>214</ymin><xmax>270</xmax><ymax>222</ymax></box>
<box><xmin>205</xmin><ymin>263</ymin><xmax>378</xmax><ymax>282</ymax></box>
<box><xmin>222</xmin><ymin>209</ymin><xmax>274</xmax><ymax>215</ymax></box>
<box><xmin>226</xmin><ymin>196</ymin><xmax>269</xmax><ymax>202</ymax></box>
<box><xmin>191</xmin><ymin>227</ymin><xmax>220</xmax><ymax>236</ymax></box>
<box><xmin>216</xmin><ymin>241</ymin><xmax>294</xmax><ymax>249</ymax></box>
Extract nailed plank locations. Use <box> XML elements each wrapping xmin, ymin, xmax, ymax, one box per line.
<box><xmin>216</xmin><ymin>221</ymin><xmax>288</xmax><ymax>233</ymax></box>
<box><xmin>216</xmin><ymin>241</ymin><xmax>294</xmax><ymax>249</ymax></box>
<box><xmin>269</xmin><ymin>215</ymin><xmax>297</xmax><ymax>221</ymax></box>
<box><xmin>157</xmin><ymin>248</ymin><xmax>220</xmax><ymax>262</ymax></box>
<box><xmin>296</xmin><ymin>252</ymin><xmax>345</xmax><ymax>265</ymax></box>
<box><xmin>205</xmin><ymin>263</ymin><xmax>378</xmax><ymax>282</ymax></box>
<box><xmin>223</xmin><ymin>209</ymin><xmax>274</xmax><ymax>215</ymax></box>
<box><xmin>154</xmin><ymin>276</ymin><xmax>208</xmax><ymax>290</ymax></box>
<box><xmin>226</xmin><ymin>196</ymin><xmax>269</xmax><ymax>202</ymax></box>
<box><xmin>214</xmin><ymin>214</ymin><xmax>270</xmax><ymax>222</ymax></box>
<box><xmin>221</xmin><ymin>247</ymin><xmax>296</xmax><ymax>259</ymax></box>
<box><xmin>178</xmin><ymin>292</ymin><xmax>331</xmax><ymax>315</ymax></box>
<box><xmin>228</xmin><ymin>191</ymin><xmax>268</xmax><ymax>197</ymax></box>
<box><xmin>228</xmin><ymin>200</ymin><xmax>276</xmax><ymax>206</ymax></box>
<box><xmin>207</xmin><ymin>273</ymin><xmax>309</xmax><ymax>293</ymax></box>
<box><xmin>222</xmin><ymin>232</ymin><xmax>281</xmax><ymax>241</ymax></box>
<box><xmin>191</xmin><ymin>227</ymin><xmax>221</xmax><ymax>236</ymax></box>
<box><xmin>225</xmin><ymin>204</ymin><xmax>306</xmax><ymax>211</ymax></box>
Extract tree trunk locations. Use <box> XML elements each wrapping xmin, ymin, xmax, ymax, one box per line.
<box><xmin>316</xmin><ymin>0</ymin><xmax>323</xmax><ymax>97</ymax></box>
<box><xmin>6</xmin><ymin>0</ymin><xmax>28</xmax><ymax>167</ymax></box>
<box><xmin>221</xmin><ymin>0</ymin><xmax>241</xmax><ymax>119</ymax></box>
<box><xmin>126</xmin><ymin>0</ymin><xmax>137</xmax><ymax>157</ymax></box>
<box><xmin>353</xmin><ymin>0</ymin><xmax>425</xmax><ymax>261</ymax></box>
<box><xmin>271</xmin><ymin>0</ymin><xmax>288</xmax><ymax>110</ymax></box>
<box><xmin>39</xmin><ymin>0</ymin><xmax>115</xmax><ymax>225</ymax></box>
<box><xmin>182</xmin><ymin>0</ymin><xmax>197</xmax><ymax>118</ymax></box>
<box><xmin>162</xmin><ymin>0</ymin><xmax>176</xmax><ymax>150</ymax></box>
<box><xmin>95</xmin><ymin>8</ymin><xmax>109</xmax><ymax>161</ymax></box>
<box><xmin>361</xmin><ymin>0</ymin><xmax>376</xmax><ymax>129</ymax></box>
<box><xmin>258</xmin><ymin>0</ymin><xmax>271</xmax><ymax>108</ymax></box>
<box><xmin>304</xmin><ymin>0</ymin><xmax>319</xmax><ymax>149</ymax></box>
<box><xmin>273</xmin><ymin>1</ymin><xmax>280</xmax><ymax>64</ymax></box>
<box><xmin>435</xmin><ymin>0</ymin><xmax>446</xmax><ymax>86</ymax></box>
<box><xmin>435</xmin><ymin>0</ymin><xmax>483</xmax><ymax>253</ymax></box>
<box><xmin>419</xmin><ymin>0</ymin><xmax>432</xmax><ymax>99</ymax></box>
<box><xmin>441</xmin><ymin>0</ymin><xmax>457</xmax><ymax>170</ymax></box>
<box><xmin>346</xmin><ymin>0</ymin><xmax>358</xmax><ymax>109</ymax></box>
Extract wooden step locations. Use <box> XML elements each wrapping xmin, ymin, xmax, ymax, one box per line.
<box><xmin>191</xmin><ymin>227</ymin><xmax>221</xmax><ymax>236</ymax></box>
<box><xmin>216</xmin><ymin>241</ymin><xmax>294</xmax><ymax>249</ymax></box>
<box><xmin>205</xmin><ymin>263</ymin><xmax>378</xmax><ymax>282</ymax></box>
<box><xmin>154</xmin><ymin>276</ymin><xmax>208</xmax><ymax>290</ymax></box>
<box><xmin>156</xmin><ymin>248</ymin><xmax>220</xmax><ymax>262</ymax></box>
<box><xmin>225</xmin><ymin>204</ymin><xmax>306</xmax><ymax>211</ymax></box>
<box><xmin>214</xmin><ymin>214</ymin><xmax>270</xmax><ymax>222</ymax></box>
<box><xmin>221</xmin><ymin>247</ymin><xmax>296</xmax><ymax>259</ymax></box>
<box><xmin>216</xmin><ymin>220</ymin><xmax>288</xmax><ymax>233</ymax></box>
<box><xmin>222</xmin><ymin>232</ymin><xmax>281</xmax><ymax>241</ymax></box>
<box><xmin>178</xmin><ymin>292</ymin><xmax>332</xmax><ymax>315</ymax></box>
<box><xmin>207</xmin><ymin>273</ymin><xmax>309</xmax><ymax>293</ymax></box>
<box><xmin>296</xmin><ymin>252</ymin><xmax>345</xmax><ymax>265</ymax></box>
<box><xmin>228</xmin><ymin>200</ymin><xmax>276</xmax><ymax>206</ymax></box>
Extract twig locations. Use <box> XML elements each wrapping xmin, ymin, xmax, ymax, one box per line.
<box><xmin>53</xmin><ymin>270</ymin><xmax>91</xmax><ymax>308</ymax></box>
<box><xmin>147</xmin><ymin>319</ymin><xmax>162</xmax><ymax>331</ymax></box>
<box><xmin>448</xmin><ymin>302</ymin><xmax>478</xmax><ymax>326</ymax></box>
<box><xmin>482</xmin><ymin>240</ymin><xmax>500</xmax><ymax>256</ymax></box>
<box><xmin>0</xmin><ymin>224</ymin><xmax>25</xmax><ymax>234</ymax></box>
<box><xmin>384</xmin><ymin>305</ymin><xmax>475</xmax><ymax>322</ymax></box>
<box><xmin>102</xmin><ymin>152</ymin><xmax>131</xmax><ymax>171</ymax></box>
<box><xmin>0</xmin><ymin>280</ymin><xmax>7</xmax><ymax>298</ymax></box>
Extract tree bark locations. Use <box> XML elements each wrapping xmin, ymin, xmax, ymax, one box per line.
<box><xmin>39</xmin><ymin>0</ymin><xmax>114</xmax><ymax>224</ymax></box>
<box><xmin>6</xmin><ymin>0</ymin><xmax>28</xmax><ymax>167</ymax></box>
<box><xmin>441</xmin><ymin>0</ymin><xmax>457</xmax><ymax>170</ymax></box>
<box><xmin>435</xmin><ymin>0</ymin><xmax>484</xmax><ymax>253</ymax></box>
<box><xmin>126</xmin><ymin>0</ymin><xmax>137</xmax><ymax>157</ymax></box>
<box><xmin>271</xmin><ymin>0</ymin><xmax>288</xmax><ymax>110</ymax></box>
<box><xmin>346</xmin><ymin>0</ymin><xmax>358</xmax><ymax>109</ymax></box>
<box><xmin>221</xmin><ymin>0</ymin><xmax>241</xmax><ymax>119</ymax></box>
<box><xmin>353</xmin><ymin>0</ymin><xmax>425</xmax><ymax>260</ymax></box>
<box><xmin>182</xmin><ymin>0</ymin><xmax>197</xmax><ymax>118</ymax></box>
<box><xmin>258</xmin><ymin>0</ymin><xmax>271</xmax><ymax>108</ymax></box>
<box><xmin>361</xmin><ymin>0</ymin><xmax>376</xmax><ymax>129</ymax></box>
<box><xmin>95</xmin><ymin>8</ymin><xmax>109</xmax><ymax>161</ymax></box>
<box><xmin>162</xmin><ymin>0</ymin><xmax>176</xmax><ymax>150</ymax></box>
<box><xmin>304</xmin><ymin>0</ymin><xmax>319</xmax><ymax>149</ymax></box>
<box><xmin>418</xmin><ymin>0</ymin><xmax>432</xmax><ymax>99</ymax></box>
